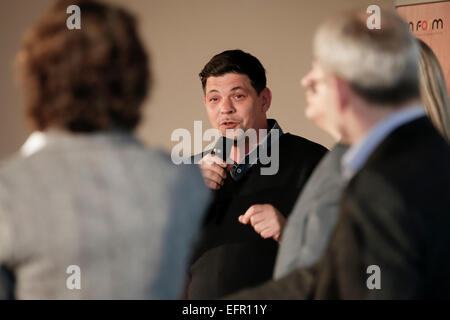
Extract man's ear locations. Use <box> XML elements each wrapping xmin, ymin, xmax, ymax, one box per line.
<box><xmin>333</xmin><ymin>76</ymin><xmax>351</xmax><ymax>112</ymax></box>
<box><xmin>260</xmin><ymin>87</ymin><xmax>272</xmax><ymax>113</ymax></box>
<box><xmin>203</xmin><ymin>95</ymin><xmax>207</xmax><ymax>107</ymax></box>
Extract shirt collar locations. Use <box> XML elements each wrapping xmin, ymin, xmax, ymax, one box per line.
<box><xmin>342</xmin><ymin>105</ymin><xmax>426</xmax><ymax>182</ymax></box>
<box><xmin>20</xmin><ymin>129</ymin><xmax>138</xmax><ymax>158</ymax></box>
<box><xmin>20</xmin><ymin>131</ymin><xmax>47</xmax><ymax>157</ymax></box>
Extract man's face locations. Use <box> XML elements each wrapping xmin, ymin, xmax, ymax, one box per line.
<box><xmin>203</xmin><ymin>73</ymin><xmax>270</xmax><ymax>140</ymax></box>
<box><xmin>301</xmin><ymin>60</ymin><xmax>340</xmax><ymax>138</ymax></box>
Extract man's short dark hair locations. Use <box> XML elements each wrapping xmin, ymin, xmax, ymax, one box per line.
<box><xmin>199</xmin><ymin>50</ymin><xmax>267</xmax><ymax>95</ymax></box>
<box><xmin>17</xmin><ymin>0</ymin><xmax>150</xmax><ymax>132</ymax></box>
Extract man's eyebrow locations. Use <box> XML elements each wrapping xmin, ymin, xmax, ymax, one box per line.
<box><xmin>206</xmin><ymin>87</ymin><xmax>246</xmax><ymax>95</ymax></box>
<box><xmin>206</xmin><ymin>89</ymin><xmax>219</xmax><ymax>95</ymax></box>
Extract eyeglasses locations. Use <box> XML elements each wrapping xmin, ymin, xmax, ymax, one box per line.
<box><xmin>304</xmin><ymin>60</ymin><xmax>330</xmax><ymax>93</ymax></box>
<box><xmin>307</xmin><ymin>75</ymin><xmax>328</xmax><ymax>93</ymax></box>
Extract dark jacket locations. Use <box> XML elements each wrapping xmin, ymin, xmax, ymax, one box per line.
<box><xmin>228</xmin><ymin>117</ymin><xmax>450</xmax><ymax>299</ymax></box>
<box><xmin>274</xmin><ymin>143</ymin><xmax>348</xmax><ymax>279</ymax></box>
<box><xmin>187</xmin><ymin>132</ymin><xmax>327</xmax><ymax>299</ymax></box>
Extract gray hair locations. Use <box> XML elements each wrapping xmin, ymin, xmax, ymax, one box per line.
<box><xmin>314</xmin><ymin>8</ymin><xmax>420</xmax><ymax>105</ymax></box>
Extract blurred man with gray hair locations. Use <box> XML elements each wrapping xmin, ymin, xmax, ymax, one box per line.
<box><xmin>228</xmin><ymin>8</ymin><xmax>450</xmax><ymax>299</ymax></box>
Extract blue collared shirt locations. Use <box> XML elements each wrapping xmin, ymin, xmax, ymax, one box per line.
<box><xmin>342</xmin><ymin>105</ymin><xmax>426</xmax><ymax>181</ymax></box>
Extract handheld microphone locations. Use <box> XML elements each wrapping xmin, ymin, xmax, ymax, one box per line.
<box><xmin>211</xmin><ymin>136</ymin><xmax>234</xmax><ymax>162</ymax></box>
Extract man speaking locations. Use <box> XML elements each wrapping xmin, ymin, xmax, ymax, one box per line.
<box><xmin>186</xmin><ymin>50</ymin><xmax>326</xmax><ymax>299</ymax></box>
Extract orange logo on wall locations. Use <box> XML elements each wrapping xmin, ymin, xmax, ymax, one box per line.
<box><xmin>397</xmin><ymin>1</ymin><xmax>450</xmax><ymax>96</ymax></box>
<box><xmin>408</xmin><ymin>18</ymin><xmax>444</xmax><ymax>33</ymax></box>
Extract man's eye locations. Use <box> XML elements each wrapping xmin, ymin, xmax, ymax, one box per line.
<box><xmin>209</xmin><ymin>97</ymin><xmax>219</xmax><ymax>102</ymax></box>
<box><xmin>235</xmin><ymin>94</ymin><xmax>245</xmax><ymax>99</ymax></box>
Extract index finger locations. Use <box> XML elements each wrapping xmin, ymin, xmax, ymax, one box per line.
<box><xmin>239</xmin><ymin>204</ymin><xmax>264</xmax><ymax>224</ymax></box>
<box><xmin>203</xmin><ymin>162</ymin><xmax>227</xmax><ymax>179</ymax></box>
<box><xmin>203</xmin><ymin>153</ymin><xmax>227</xmax><ymax>168</ymax></box>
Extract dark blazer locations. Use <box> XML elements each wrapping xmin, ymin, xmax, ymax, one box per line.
<box><xmin>187</xmin><ymin>132</ymin><xmax>327</xmax><ymax>299</ymax></box>
<box><xmin>227</xmin><ymin>116</ymin><xmax>450</xmax><ymax>299</ymax></box>
<box><xmin>274</xmin><ymin>144</ymin><xmax>348</xmax><ymax>279</ymax></box>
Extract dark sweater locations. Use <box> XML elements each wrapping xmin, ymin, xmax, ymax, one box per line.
<box><xmin>187</xmin><ymin>132</ymin><xmax>327</xmax><ymax>299</ymax></box>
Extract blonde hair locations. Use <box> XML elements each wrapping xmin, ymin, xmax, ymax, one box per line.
<box><xmin>418</xmin><ymin>39</ymin><xmax>450</xmax><ymax>141</ymax></box>
<box><xmin>314</xmin><ymin>8</ymin><xmax>420</xmax><ymax>105</ymax></box>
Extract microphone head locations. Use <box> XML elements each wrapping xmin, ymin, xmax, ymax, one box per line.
<box><xmin>212</xmin><ymin>136</ymin><xmax>234</xmax><ymax>161</ymax></box>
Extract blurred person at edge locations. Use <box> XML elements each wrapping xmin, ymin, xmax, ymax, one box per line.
<box><xmin>0</xmin><ymin>0</ymin><xmax>209</xmax><ymax>299</ymax></box>
<box><xmin>257</xmin><ymin>37</ymin><xmax>450</xmax><ymax>288</ymax></box>
<box><xmin>418</xmin><ymin>39</ymin><xmax>450</xmax><ymax>142</ymax></box>
<box><xmin>228</xmin><ymin>8</ymin><xmax>450</xmax><ymax>299</ymax></box>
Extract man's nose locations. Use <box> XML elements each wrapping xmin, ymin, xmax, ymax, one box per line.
<box><xmin>220</xmin><ymin>98</ymin><xmax>235</xmax><ymax>114</ymax></box>
<box><xmin>301</xmin><ymin>70</ymin><xmax>313</xmax><ymax>88</ymax></box>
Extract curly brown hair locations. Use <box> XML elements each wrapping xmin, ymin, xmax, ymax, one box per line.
<box><xmin>16</xmin><ymin>0</ymin><xmax>150</xmax><ymax>132</ymax></box>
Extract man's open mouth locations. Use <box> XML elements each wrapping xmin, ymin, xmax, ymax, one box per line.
<box><xmin>220</xmin><ymin>121</ymin><xmax>239</xmax><ymax>128</ymax></box>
